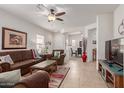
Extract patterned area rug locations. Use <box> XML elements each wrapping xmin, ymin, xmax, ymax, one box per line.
<box><xmin>49</xmin><ymin>66</ymin><xmax>70</xmax><ymax>88</ymax></box>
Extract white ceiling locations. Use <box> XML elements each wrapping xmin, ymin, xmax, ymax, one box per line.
<box><xmin>0</xmin><ymin>4</ymin><xmax>119</xmax><ymax>32</ymax></box>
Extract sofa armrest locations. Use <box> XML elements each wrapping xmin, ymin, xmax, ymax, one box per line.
<box><xmin>14</xmin><ymin>70</ymin><xmax>50</xmax><ymax>88</ymax></box>
<box><xmin>0</xmin><ymin>66</ymin><xmax>2</xmax><ymax>73</ymax></box>
<box><xmin>50</xmin><ymin>54</ymin><xmax>65</xmax><ymax>60</ymax></box>
<box><xmin>14</xmin><ymin>83</ymin><xmax>26</xmax><ymax>88</ymax></box>
<box><xmin>60</xmin><ymin>54</ymin><xmax>66</xmax><ymax>60</ymax></box>
<box><xmin>40</xmin><ymin>54</ymin><xmax>53</xmax><ymax>60</ymax></box>
<box><xmin>47</xmin><ymin>54</ymin><xmax>53</xmax><ymax>59</ymax></box>
<box><xmin>61</xmin><ymin>53</ymin><xmax>66</xmax><ymax>57</ymax></box>
<box><xmin>0</xmin><ymin>63</ymin><xmax>11</xmax><ymax>72</ymax></box>
<box><xmin>57</xmin><ymin>54</ymin><xmax>66</xmax><ymax>65</ymax></box>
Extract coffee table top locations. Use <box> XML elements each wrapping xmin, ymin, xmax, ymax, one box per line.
<box><xmin>31</xmin><ymin>60</ymin><xmax>56</xmax><ymax>70</ymax></box>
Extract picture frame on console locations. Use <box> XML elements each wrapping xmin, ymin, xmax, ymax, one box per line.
<box><xmin>2</xmin><ymin>27</ymin><xmax>27</xmax><ymax>49</ymax></box>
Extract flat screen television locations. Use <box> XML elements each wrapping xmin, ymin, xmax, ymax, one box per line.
<box><xmin>105</xmin><ymin>40</ymin><xmax>112</xmax><ymax>60</ymax></box>
<box><xmin>105</xmin><ymin>38</ymin><xmax>124</xmax><ymax>66</ymax></box>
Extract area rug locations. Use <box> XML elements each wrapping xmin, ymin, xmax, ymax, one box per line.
<box><xmin>49</xmin><ymin>66</ymin><xmax>70</xmax><ymax>88</ymax></box>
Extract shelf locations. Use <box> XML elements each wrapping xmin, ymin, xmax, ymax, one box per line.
<box><xmin>99</xmin><ymin>61</ymin><xmax>123</xmax><ymax>76</ymax></box>
<box><xmin>98</xmin><ymin>61</ymin><xmax>124</xmax><ymax>88</ymax></box>
<box><xmin>106</xmin><ymin>82</ymin><xmax>114</xmax><ymax>88</ymax></box>
<box><xmin>107</xmin><ymin>76</ymin><xmax>114</xmax><ymax>83</ymax></box>
<box><xmin>98</xmin><ymin>71</ymin><xmax>102</xmax><ymax>75</ymax></box>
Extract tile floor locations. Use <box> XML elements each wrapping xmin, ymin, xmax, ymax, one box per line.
<box><xmin>60</xmin><ymin>57</ymin><xmax>107</xmax><ymax>88</ymax></box>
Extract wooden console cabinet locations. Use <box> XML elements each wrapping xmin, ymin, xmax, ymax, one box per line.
<box><xmin>98</xmin><ymin>60</ymin><xmax>124</xmax><ymax>88</ymax></box>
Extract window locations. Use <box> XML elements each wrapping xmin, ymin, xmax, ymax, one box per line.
<box><xmin>72</xmin><ymin>40</ymin><xmax>76</xmax><ymax>46</ymax></box>
<box><xmin>36</xmin><ymin>35</ymin><xmax>45</xmax><ymax>53</ymax></box>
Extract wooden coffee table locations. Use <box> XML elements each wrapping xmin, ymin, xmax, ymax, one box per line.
<box><xmin>30</xmin><ymin>60</ymin><xmax>57</xmax><ymax>74</ymax></box>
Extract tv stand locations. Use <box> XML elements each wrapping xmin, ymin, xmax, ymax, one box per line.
<box><xmin>98</xmin><ymin>60</ymin><xmax>124</xmax><ymax>88</ymax></box>
<box><xmin>118</xmin><ymin>68</ymin><xmax>123</xmax><ymax>72</ymax></box>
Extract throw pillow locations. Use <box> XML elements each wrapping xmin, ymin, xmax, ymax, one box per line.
<box><xmin>54</xmin><ymin>51</ymin><xmax>61</xmax><ymax>59</ymax></box>
<box><xmin>34</xmin><ymin>49</ymin><xmax>42</xmax><ymax>59</ymax></box>
<box><xmin>0</xmin><ymin>69</ymin><xmax>21</xmax><ymax>88</ymax></box>
<box><xmin>31</xmin><ymin>49</ymin><xmax>41</xmax><ymax>59</ymax></box>
<box><xmin>0</xmin><ymin>55</ymin><xmax>14</xmax><ymax>64</ymax></box>
<box><xmin>31</xmin><ymin>49</ymin><xmax>36</xmax><ymax>59</ymax></box>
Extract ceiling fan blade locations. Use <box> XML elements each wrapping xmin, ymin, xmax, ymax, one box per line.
<box><xmin>55</xmin><ymin>12</ymin><xmax>66</xmax><ymax>16</ymax></box>
<box><xmin>56</xmin><ymin>18</ymin><xmax>64</xmax><ymax>21</ymax></box>
<box><xmin>37</xmin><ymin>4</ymin><xmax>48</xmax><ymax>10</ymax></box>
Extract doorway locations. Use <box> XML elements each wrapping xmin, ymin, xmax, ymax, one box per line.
<box><xmin>87</xmin><ymin>28</ymin><xmax>97</xmax><ymax>62</ymax></box>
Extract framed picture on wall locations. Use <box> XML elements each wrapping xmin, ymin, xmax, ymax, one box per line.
<box><xmin>2</xmin><ymin>27</ymin><xmax>27</xmax><ymax>49</ymax></box>
<box><xmin>92</xmin><ymin>40</ymin><xmax>96</xmax><ymax>44</ymax></box>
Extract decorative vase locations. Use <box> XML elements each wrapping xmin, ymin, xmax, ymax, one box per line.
<box><xmin>82</xmin><ymin>52</ymin><xmax>87</xmax><ymax>62</ymax></box>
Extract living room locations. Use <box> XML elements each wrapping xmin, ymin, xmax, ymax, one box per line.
<box><xmin>0</xmin><ymin>1</ymin><xmax>124</xmax><ymax>91</ymax></box>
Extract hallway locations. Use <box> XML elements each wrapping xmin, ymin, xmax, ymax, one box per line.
<box><xmin>60</xmin><ymin>58</ymin><xmax>107</xmax><ymax>88</ymax></box>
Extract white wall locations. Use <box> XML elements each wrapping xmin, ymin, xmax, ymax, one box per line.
<box><xmin>87</xmin><ymin>29</ymin><xmax>96</xmax><ymax>62</ymax></box>
<box><xmin>53</xmin><ymin>32</ymin><xmax>65</xmax><ymax>50</ymax></box>
<box><xmin>84</xmin><ymin>23</ymin><xmax>97</xmax><ymax>62</ymax></box>
<box><xmin>84</xmin><ymin>23</ymin><xmax>97</xmax><ymax>38</ymax></box>
<box><xmin>96</xmin><ymin>13</ymin><xmax>113</xmax><ymax>69</ymax></box>
<box><xmin>0</xmin><ymin>9</ymin><xmax>53</xmax><ymax>52</ymax></box>
<box><xmin>69</xmin><ymin>34</ymin><xmax>82</xmax><ymax>50</ymax></box>
<box><xmin>68</xmin><ymin>34</ymin><xmax>82</xmax><ymax>58</ymax></box>
<box><xmin>65</xmin><ymin>34</ymin><xmax>70</xmax><ymax>61</ymax></box>
<box><xmin>114</xmin><ymin>5</ymin><xmax>124</xmax><ymax>38</ymax></box>
<box><xmin>97</xmin><ymin>13</ymin><xmax>113</xmax><ymax>61</ymax></box>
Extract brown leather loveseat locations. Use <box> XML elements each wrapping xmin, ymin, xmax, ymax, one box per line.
<box><xmin>0</xmin><ymin>50</ymin><xmax>44</xmax><ymax>75</ymax></box>
<box><xmin>49</xmin><ymin>49</ymin><xmax>66</xmax><ymax>65</ymax></box>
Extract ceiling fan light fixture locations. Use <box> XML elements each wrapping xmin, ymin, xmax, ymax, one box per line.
<box><xmin>37</xmin><ymin>5</ymin><xmax>65</xmax><ymax>22</ymax></box>
<box><xmin>48</xmin><ymin>14</ymin><xmax>56</xmax><ymax>22</ymax></box>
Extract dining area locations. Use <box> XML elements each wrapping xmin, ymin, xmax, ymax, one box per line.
<box><xmin>70</xmin><ymin>47</ymin><xmax>82</xmax><ymax>57</ymax></box>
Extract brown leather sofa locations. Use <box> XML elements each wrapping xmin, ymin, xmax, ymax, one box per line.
<box><xmin>0</xmin><ymin>50</ymin><xmax>45</xmax><ymax>75</ymax></box>
<box><xmin>49</xmin><ymin>50</ymin><xmax>66</xmax><ymax>65</ymax></box>
<box><xmin>14</xmin><ymin>71</ymin><xmax>50</xmax><ymax>88</ymax></box>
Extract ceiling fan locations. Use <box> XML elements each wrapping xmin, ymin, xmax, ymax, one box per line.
<box><xmin>37</xmin><ymin>4</ymin><xmax>66</xmax><ymax>22</ymax></box>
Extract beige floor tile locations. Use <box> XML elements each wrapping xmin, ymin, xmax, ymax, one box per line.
<box><xmin>60</xmin><ymin>57</ymin><xmax>107</xmax><ymax>88</ymax></box>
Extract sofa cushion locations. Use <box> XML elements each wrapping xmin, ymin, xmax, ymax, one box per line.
<box><xmin>35</xmin><ymin>58</ymin><xmax>44</xmax><ymax>63</ymax></box>
<box><xmin>11</xmin><ymin>59</ymin><xmax>36</xmax><ymax>70</ymax></box>
<box><xmin>0</xmin><ymin>51</ymin><xmax>23</xmax><ymax>62</ymax></box>
<box><xmin>0</xmin><ymin>55</ymin><xmax>14</xmax><ymax>64</ymax></box>
<box><xmin>0</xmin><ymin>50</ymin><xmax>33</xmax><ymax>63</ymax></box>
<box><xmin>21</xmin><ymin>50</ymin><xmax>33</xmax><ymax>61</ymax></box>
<box><xmin>0</xmin><ymin>50</ymin><xmax>44</xmax><ymax>75</ymax></box>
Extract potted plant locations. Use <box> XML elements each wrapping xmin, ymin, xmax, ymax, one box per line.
<box><xmin>82</xmin><ymin>37</ymin><xmax>87</xmax><ymax>62</ymax></box>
